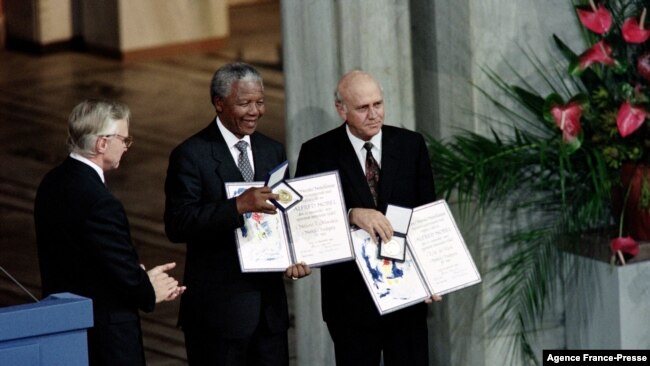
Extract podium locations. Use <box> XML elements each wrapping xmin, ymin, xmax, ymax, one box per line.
<box><xmin>0</xmin><ymin>292</ymin><xmax>93</xmax><ymax>365</ymax></box>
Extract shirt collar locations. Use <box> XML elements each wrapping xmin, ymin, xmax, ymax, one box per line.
<box><xmin>69</xmin><ymin>152</ymin><xmax>105</xmax><ymax>183</ymax></box>
<box><xmin>216</xmin><ymin>117</ymin><xmax>251</xmax><ymax>148</ymax></box>
<box><xmin>345</xmin><ymin>124</ymin><xmax>382</xmax><ymax>153</ymax></box>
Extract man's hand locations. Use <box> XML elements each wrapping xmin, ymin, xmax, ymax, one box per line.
<box><xmin>145</xmin><ymin>262</ymin><xmax>187</xmax><ymax>303</ymax></box>
<box><xmin>349</xmin><ymin>208</ymin><xmax>393</xmax><ymax>243</ymax></box>
<box><xmin>236</xmin><ymin>186</ymin><xmax>279</xmax><ymax>215</ymax></box>
<box><xmin>285</xmin><ymin>262</ymin><xmax>312</xmax><ymax>280</ymax></box>
<box><xmin>425</xmin><ymin>294</ymin><xmax>443</xmax><ymax>304</ymax></box>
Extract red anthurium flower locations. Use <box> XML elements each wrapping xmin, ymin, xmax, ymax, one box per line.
<box><xmin>570</xmin><ymin>40</ymin><xmax>616</xmax><ymax>75</ymax></box>
<box><xmin>550</xmin><ymin>102</ymin><xmax>583</xmax><ymax>141</ymax></box>
<box><xmin>580</xmin><ymin>41</ymin><xmax>615</xmax><ymax>68</ymax></box>
<box><xmin>616</xmin><ymin>101</ymin><xmax>647</xmax><ymax>137</ymax></box>
<box><xmin>610</xmin><ymin>237</ymin><xmax>639</xmax><ymax>265</ymax></box>
<box><xmin>622</xmin><ymin>8</ymin><xmax>650</xmax><ymax>43</ymax></box>
<box><xmin>610</xmin><ymin>237</ymin><xmax>639</xmax><ymax>256</ymax></box>
<box><xmin>576</xmin><ymin>1</ymin><xmax>612</xmax><ymax>34</ymax></box>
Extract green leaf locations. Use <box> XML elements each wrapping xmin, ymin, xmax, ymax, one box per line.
<box><xmin>553</xmin><ymin>34</ymin><xmax>578</xmax><ymax>62</ymax></box>
<box><xmin>512</xmin><ymin>86</ymin><xmax>546</xmax><ymax>116</ymax></box>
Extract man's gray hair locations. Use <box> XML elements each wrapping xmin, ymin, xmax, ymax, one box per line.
<box><xmin>66</xmin><ymin>99</ymin><xmax>130</xmax><ymax>156</ymax></box>
<box><xmin>210</xmin><ymin>62</ymin><xmax>263</xmax><ymax>102</ymax></box>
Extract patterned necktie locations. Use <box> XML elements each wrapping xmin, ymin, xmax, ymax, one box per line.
<box><xmin>235</xmin><ymin>140</ymin><xmax>254</xmax><ymax>182</ymax></box>
<box><xmin>364</xmin><ymin>142</ymin><xmax>380</xmax><ymax>206</ymax></box>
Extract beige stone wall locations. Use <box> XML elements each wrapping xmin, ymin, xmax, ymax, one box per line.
<box><xmin>6</xmin><ymin>0</ymin><xmax>229</xmax><ymax>56</ymax></box>
<box><xmin>5</xmin><ymin>0</ymin><xmax>73</xmax><ymax>45</ymax></box>
<box><xmin>117</xmin><ymin>0</ymin><xmax>229</xmax><ymax>51</ymax></box>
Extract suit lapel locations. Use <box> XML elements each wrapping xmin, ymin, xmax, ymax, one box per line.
<box><xmin>378</xmin><ymin>127</ymin><xmax>398</xmax><ymax>204</ymax></box>
<box><xmin>334</xmin><ymin>125</ymin><xmax>376</xmax><ymax>208</ymax></box>
<box><xmin>206</xmin><ymin>123</ymin><xmax>245</xmax><ymax>183</ymax></box>
<box><xmin>251</xmin><ymin>133</ymin><xmax>275</xmax><ymax>182</ymax></box>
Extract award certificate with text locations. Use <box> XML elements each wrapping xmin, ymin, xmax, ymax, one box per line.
<box><xmin>353</xmin><ymin>199</ymin><xmax>481</xmax><ymax>314</ymax></box>
<box><xmin>226</xmin><ymin>171</ymin><xmax>354</xmax><ymax>272</ymax></box>
<box><xmin>407</xmin><ymin>200</ymin><xmax>481</xmax><ymax>295</ymax></box>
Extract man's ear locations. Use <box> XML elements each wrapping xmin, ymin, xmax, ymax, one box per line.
<box><xmin>214</xmin><ymin>97</ymin><xmax>223</xmax><ymax>113</ymax></box>
<box><xmin>95</xmin><ymin>136</ymin><xmax>108</xmax><ymax>154</ymax></box>
<box><xmin>335</xmin><ymin>101</ymin><xmax>347</xmax><ymax>120</ymax></box>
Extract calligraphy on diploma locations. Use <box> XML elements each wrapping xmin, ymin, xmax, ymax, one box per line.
<box><xmin>407</xmin><ymin>201</ymin><xmax>481</xmax><ymax>295</ymax></box>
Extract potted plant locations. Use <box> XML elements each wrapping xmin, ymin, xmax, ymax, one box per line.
<box><xmin>428</xmin><ymin>0</ymin><xmax>650</xmax><ymax>363</ymax></box>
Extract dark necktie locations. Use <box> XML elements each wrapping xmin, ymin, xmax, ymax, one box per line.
<box><xmin>364</xmin><ymin>142</ymin><xmax>380</xmax><ymax>206</ymax></box>
<box><xmin>235</xmin><ymin>140</ymin><xmax>254</xmax><ymax>182</ymax></box>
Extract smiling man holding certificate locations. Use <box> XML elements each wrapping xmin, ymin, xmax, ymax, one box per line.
<box><xmin>296</xmin><ymin>70</ymin><xmax>442</xmax><ymax>366</ymax></box>
<box><xmin>164</xmin><ymin>62</ymin><xmax>310</xmax><ymax>366</ymax></box>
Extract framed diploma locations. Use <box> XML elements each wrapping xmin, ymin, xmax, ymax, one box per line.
<box><xmin>284</xmin><ymin>171</ymin><xmax>355</xmax><ymax>267</ymax></box>
<box><xmin>353</xmin><ymin>199</ymin><xmax>481</xmax><ymax>314</ymax></box>
<box><xmin>226</xmin><ymin>170</ymin><xmax>354</xmax><ymax>272</ymax></box>
<box><xmin>407</xmin><ymin>200</ymin><xmax>482</xmax><ymax>295</ymax></box>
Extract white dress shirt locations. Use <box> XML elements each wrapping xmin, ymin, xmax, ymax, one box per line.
<box><xmin>216</xmin><ymin>117</ymin><xmax>254</xmax><ymax>176</ymax></box>
<box><xmin>346</xmin><ymin>125</ymin><xmax>382</xmax><ymax>174</ymax></box>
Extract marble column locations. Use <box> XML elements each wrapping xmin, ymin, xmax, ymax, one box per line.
<box><xmin>281</xmin><ymin>1</ymin><xmax>339</xmax><ymax>364</ymax></box>
<box><xmin>411</xmin><ymin>2</ymin><xmax>485</xmax><ymax>365</ymax></box>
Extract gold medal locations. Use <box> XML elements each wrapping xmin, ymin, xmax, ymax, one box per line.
<box><xmin>278</xmin><ymin>189</ymin><xmax>293</xmax><ymax>204</ymax></box>
<box><xmin>383</xmin><ymin>239</ymin><xmax>400</xmax><ymax>256</ymax></box>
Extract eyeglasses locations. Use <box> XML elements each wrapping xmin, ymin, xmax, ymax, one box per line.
<box><xmin>100</xmin><ymin>134</ymin><xmax>134</xmax><ymax>148</ymax></box>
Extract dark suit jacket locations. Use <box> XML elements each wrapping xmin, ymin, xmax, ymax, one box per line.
<box><xmin>164</xmin><ymin>121</ymin><xmax>288</xmax><ymax>339</ymax></box>
<box><xmin>34</xmin><ymin>157</ymin><xmax>155</xmax><ymax>366</ymax></box>
<box><xmin>295</xmin><ymin>124</ymin><xmax>436</xmax><ymax>328</ymax></box>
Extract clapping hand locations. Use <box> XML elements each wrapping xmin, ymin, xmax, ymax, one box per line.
<box><xmin>143</xmin><ymin>262</ymin><xmax>187</xmax><ymax>303</ymax></box>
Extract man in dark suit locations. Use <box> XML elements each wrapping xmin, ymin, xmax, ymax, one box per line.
<box><xmin>164</xmin><ymin>62</ymin><xmax>310</xmax><ymax>366</ymax></box>
<box><xmin>34</xmin><ymin>99</ymin><xmax>186</xmax><ymax>366</ymax></box>
<box><xmin>295</xmin><ymin>70</ymin><xmax>442</xmax><ymax>366</ymax></box>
